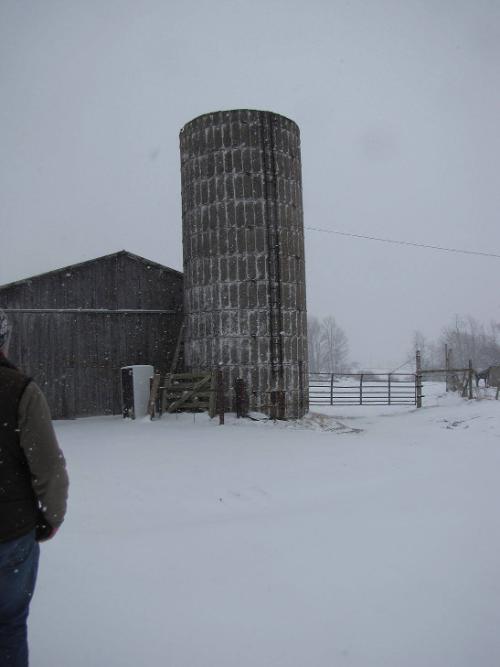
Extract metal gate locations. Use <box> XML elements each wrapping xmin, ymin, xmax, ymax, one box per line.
<box><xmin>309</xmin><ymin>372</ymin><xmax>418</xmax><ymax>406</ymax></box>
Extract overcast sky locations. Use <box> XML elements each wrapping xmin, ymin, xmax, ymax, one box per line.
<box><xmin>1</xmin><ymin>0</ymin><xmax>499</xmax><ymax>367</ymax></box>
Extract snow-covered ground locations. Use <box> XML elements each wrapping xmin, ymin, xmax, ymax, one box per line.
<box><xmin>31</xmin><ymin>383</ymin><xmax>500</xmax><ymax>666</ymax></box>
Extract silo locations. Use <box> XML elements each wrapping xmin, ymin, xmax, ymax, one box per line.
<box><xmin>180</xmin><ymin>109</ymin><xmax>308</xmax><ymax>418</ymax></box>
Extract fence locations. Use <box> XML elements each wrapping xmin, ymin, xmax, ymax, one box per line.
<box><xmin>309</xmin><ymin>372</ymin><xmax>418</xmax><ymax>406</ymax></box>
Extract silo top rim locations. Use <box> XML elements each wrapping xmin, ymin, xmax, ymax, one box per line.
<box><xmin>180</xmin><ymin>109</ymin><xmax>299</xmax><ymax>133</ymax></box>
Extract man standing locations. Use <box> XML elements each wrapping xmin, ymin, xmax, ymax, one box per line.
<box><xmin>0</xmin><ymin>310</ymin><xmax>69</xmax><ymax>666</ymax></box>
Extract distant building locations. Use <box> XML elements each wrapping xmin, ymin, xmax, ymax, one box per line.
<box><xmin>0</xmin><ymin>251</ymin><xmax>183</xmax><ymax>419</ymax></box>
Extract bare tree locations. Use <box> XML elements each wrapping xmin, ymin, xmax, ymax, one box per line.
<box><xmin>307</xmin><ymin>316</ymin><xmax>323</xmax><ymax>372</ymax></box>
<box><xmin>440</xmin><ymin>315</ymin><xmax>490</xmax><ymax>368</ymax></box>
<box><xmin>308</xmin><ymin>315</ymin><xmax>350</xmax><ymax>372</ymax></box>
<box><xmin>414</xmin><ymin>315</ymin><xmax>500</xmax><ymax>372</ymax></box>
<box><xmin>321</xmin><ymin>316</ymin><xmax>349</xmax><ymax>373</ymax></box>
<box><xmin>410</xmin><ymin>330</ymin><xmax>443</xmax><ymax>369</ymax></box>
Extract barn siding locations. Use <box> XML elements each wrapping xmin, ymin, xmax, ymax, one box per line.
<box><xmin>0</xmin><ymin>252</ymin><xmax>183</xmax><ymax>419</ymax></box>
<box><xmin>0</xmin><ymin>251</ymin><xmax>183</xmax><ymax>310</ymax></box>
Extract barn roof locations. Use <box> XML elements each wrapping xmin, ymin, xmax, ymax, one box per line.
<box><xmin>0</xmin><ymin>250</ymin><xmax>183</xmax><ymax>290</ymax></box>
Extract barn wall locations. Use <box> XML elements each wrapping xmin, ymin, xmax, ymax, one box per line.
<box><xmin>0</xmin><ymin>253</ymin><xmax>183</xmax><ymax>310</ymax></box>
<box><xmin>7</xmin><ymin>311</ymin><xmax>183</xmax><ymax>418</ymax></box>
<box><xmin>0</xmin><ymin>253</ymin><xmax>184</xmax><ymax>419</ymax></box>
<box><xmin>115</xmin><ymin>254</ymin><xmax>182</xmax><ymax>310</ymax></box>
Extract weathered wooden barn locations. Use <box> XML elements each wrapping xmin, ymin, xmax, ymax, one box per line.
<box><xmin>0</xmin><ymin>251</ymin><xmax>183</xmax><ymax>418</ymax></box>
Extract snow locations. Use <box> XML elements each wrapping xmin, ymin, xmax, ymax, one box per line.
<box><xmin>31</xmin><ymin>383</ymin><xmax>500</xmax><ymax>666</ymax></box>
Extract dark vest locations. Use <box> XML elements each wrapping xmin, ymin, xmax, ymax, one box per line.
<box><xmin>0</xmin><ymin>357</ymin><xmax>38</xmax><ymax>542</ymax></box>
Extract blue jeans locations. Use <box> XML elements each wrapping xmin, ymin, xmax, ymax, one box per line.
<box><xmin>0</xmin><ymin>531</ymin><xmax>39</xmax><ymax>667</ymax></box>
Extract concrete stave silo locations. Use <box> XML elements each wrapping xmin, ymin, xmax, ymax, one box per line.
<box><xmin>180</xmin><ymin>109</ymin><xmax>308</xmax><ymax>418</ymax></box>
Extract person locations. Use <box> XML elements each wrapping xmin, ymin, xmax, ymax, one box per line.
<box><xmin>0</xmin><ymin>309</ymin><xmax>69</xmax><ymax>666</ymax></box>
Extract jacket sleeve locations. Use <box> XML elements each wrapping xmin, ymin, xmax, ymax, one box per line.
<box><xmin>18</xmin><ymin>382</ymin><xmax>69</xmax><ymax>528</ymax></box>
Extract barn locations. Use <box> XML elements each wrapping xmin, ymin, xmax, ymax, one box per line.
<box><xmin>0</xmin><ymin>251</ymin><xmax>183</xmax><ymax>419</ymax></box>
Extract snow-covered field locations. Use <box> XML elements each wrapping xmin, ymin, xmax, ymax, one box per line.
<box><xmin>32</xmin><ymin>383</ymin><xmax>500</xmax><ymax>666</ymax></box>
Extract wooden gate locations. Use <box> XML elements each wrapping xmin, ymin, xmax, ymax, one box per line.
<box><xmin>148</xmin><ymin>371</ymin><xmax>216</xmax><ymax>418</ymax></box>
<box><xmin>309</xmin><ymin>372</ymin><xmax>418</xmax><ymax>406</ymax></box>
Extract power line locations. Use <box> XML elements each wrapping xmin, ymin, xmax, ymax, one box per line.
<box><xmin>305</xmin><ymin>226</ymin><xmax>500</xmax><ymax>259</ymax></box>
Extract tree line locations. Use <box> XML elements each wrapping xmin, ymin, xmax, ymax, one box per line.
<box><xmin>412</xmin><ymin>315</ymin><xmax>500</xmax><ymax>371</ymax></box>
<box><xmin>307</xmin><ymin>315</ymin><xmax>349</xmax><ymax>373</ymax></box>
<box><xmin>307</xmin><ymin>313</ymin><xmax>500</xmax><ymax>375</ymax></box>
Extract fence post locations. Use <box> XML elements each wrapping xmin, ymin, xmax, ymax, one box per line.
<box><xmin>216</xmin><ymin>369</ymin><xmax>225</xmax><ymax>425</ymax></box>
<box><xmin>298</xmin><ymin>360</ymin><xmax>304</xmax><ymax>416</ymax></box>
<box><xmin>416</xmin><ymin>350</ymin><xmax>422</xmax><ymax>408</ymax></box>
<box><xmin>148</xmin><ymin>373</ymin><xmax>161</xmax><ymax>420</ymax></box>
<box><xmin>270</xmin><ymin>391</ymin><xmax>277</xmax><ymax>421</ymax></box>
<box><xmin>234</xmin><ymin>377</ymin><xmax>248</xmax><ymax>418</ymax></box>
<box><xmin>388</xmin><ymin>373</ymin><xmax>391</xmax><ymax>406</ymax></box>
<box><xmin>277</xmin><ymin>391</ymin><xmax>286</xmax><ymax>420</ymax></box>
<box><xmin>360</xmin><ymin>374</ymin><xmax>364</xmax><ymax>405</ymax></box>
<box><xmin>330</xmin><ymin>373</ymin><xmax>334</xmax><ymax>406</ymax></box>
<box><xmin>208</xmin><ymin>371</ymin><xmax>217</xmax><ymax>418</ymax></box>
<box><xmin>445</xmin><ymin>344</ymin><xmax>449</xmax><ymax>392</ymax></box>
<box><xmin>468</xmin><ymin>360</ymin><xmax>474</xmax><ymax>400</ymax></box>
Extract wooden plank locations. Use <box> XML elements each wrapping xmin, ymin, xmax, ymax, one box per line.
<box><xmin>166</xmin><ymin>372</ymin><xmax>209</xmax><ymax>381</ymax></box>
<box><xmin>170</xmin><ymin>322</ymin><xmax>185</xmax><ymax>373</ymax></box>
<box><xmin>148</xmin><ymin>373</ymin><xmax>161</xmax><ymax>419</ymax></box>
<box><xmin>167</xmin><ymin>375</ymin><xmax>211</xmax><ymax>413</ymax></box>
<box><xmin>160</xmin><ymin>373</ymin><xmax>170</xmax><ymax>416</ymax></box>
<box><xmin>177</xmin><ymin>402</ymin><xmax>210</xmax><ymax>409</ymax></box>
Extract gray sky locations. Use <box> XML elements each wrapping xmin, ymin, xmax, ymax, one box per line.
<box><xmin>1</xmin><ymin>0</ymin><xmax>499</xmax><ymax>367</ymax></box>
